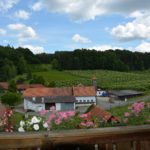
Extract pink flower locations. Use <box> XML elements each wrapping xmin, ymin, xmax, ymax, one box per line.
<box><xmin>86</xmin><ymin>122</ymin><xmax>94</xmax><ymax>127</ymax></box>
<box><xmin>59</xmin><ymin>112</ymin><xmax>68</xmax><ymax>120</ymax></box>
<box><xmin>55</xmin><ymin>119</ymin><xmax>61</xmax><ymax>125</ymax></box>
<box><xmin>80</xmin><ymin>114</ymin><xmax>88</xmax><ymax>118</ymax></box>
<box><xmin>39</xmin><ymin>110</ymin><xmax>49</xmax><ymax>116</ymax></box>
<box><xmin>131</xmin><ymin>102</ymin><xmax>145</xmax><ymax>114</ymax></box>
<box><xmin>49</xmin><ymin>114</ymin><xmax>56</xmax><ymax>121</ymax></box>
<box><xmin>80</xmin><ymin>122</ymin><xmax>86</xmax><ymax>126</ymax></box>
<box><xmin>66</xmin><ymin>111</ymin><xmax>75</xmax><ymax>117</ymax></box>
<box><xmin>124</xmin><ymin>112</ymin><xmax>130</xmax><ymax>117</ymax></box>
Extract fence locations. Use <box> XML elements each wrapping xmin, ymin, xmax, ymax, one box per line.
<box><xmin>0</xmin><ymin>125</ymin><xmax>150</xmax><ymax>150</ymax></box>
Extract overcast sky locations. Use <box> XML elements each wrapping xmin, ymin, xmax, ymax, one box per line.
<box><xmin>0</xmin><ymin>0</ymin><xmax>150</xmax><ymax>54</ymax></box>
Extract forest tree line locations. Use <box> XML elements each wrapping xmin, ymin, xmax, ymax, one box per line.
<box><xmin>37</xmin><ymin>49</ymin><xmax>150</xmax><ymax>71</ymax></box>
<box><xmin>0</xmin><ymin>45</ymin><xmax>150</xmax><ymax>81</ymax></box>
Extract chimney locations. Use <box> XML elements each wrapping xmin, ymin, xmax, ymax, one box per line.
<box><xmin>92</xmin><ymin>75</ymin><xmax>97</xmax><ymax>90</ymax></box>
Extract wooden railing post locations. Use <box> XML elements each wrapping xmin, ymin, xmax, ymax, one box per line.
<box><xmin>0</xmin><ymin>125</ymin><xmax>150</xmax><ymax>150</ymax></box>
<box><xmin>112</xmin><ymin>143</ymin><xmax>117</xmax><ymax>150</ymax></box>
<box><xmin>76</xmin><ymin>146</ymin><xmax>80</xmax><ymax>150</ymax></box>
<box><xmin>94</xmin><ymin>144</ymin><xmax>98</xmax><ymax>150</ymax></box>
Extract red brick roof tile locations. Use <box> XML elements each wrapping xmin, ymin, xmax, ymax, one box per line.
<box><xmin>23</xmin><ymin>87</ymin><xmax>73</xmax><ymax>97</ymax></box>
<box><xmin>73</xmin><ymin>86</ymin><xmax>96</xmax><ymax>96</ymax></box>
<box><xmin>87</xmin><ymin>105</ymin><xmax>119</xmax><ymax>122</ymax></box>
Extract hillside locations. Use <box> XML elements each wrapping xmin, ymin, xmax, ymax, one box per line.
<box><xmin>33</xmin><ymin>69</ymin><xmax>150</xmax><ymax>91</ymax></box>
<box><xmin>0</xmin><ymin>45</ymin><xmax>150</xmax><ymax>92</ymax></box>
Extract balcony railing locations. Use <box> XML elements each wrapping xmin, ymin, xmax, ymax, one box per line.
<box><xmin>0</xmin><ymin>125</ymin><xmax>150</xmax><ymax>150</ymax></box>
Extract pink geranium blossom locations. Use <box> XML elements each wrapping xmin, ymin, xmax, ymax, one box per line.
<box><xmin>58</xmin><ymin>112</ymin><xmax>68</xmax><ymax>120</ymax></box>
<box><xmin>39</xmin><ymin>110</ymin><xmax>49</xmax><ymax>116</ymax></box>
<box><xmin>55</xmin><ymin>119</ymin><xmax>61</xmax><ymax>125</ymax></box>
<box><xmin>86</xmin><ymin>121</ymin><xmax>94</xmax><ymax>127</ymax></box>
<box><xmin>80</xmin><ymin>114</ymin><xmax>88</xmax><ymax>118</ymax></box>
<box><xmin>124</xmin><ymin>112</ymin><xmax>130</xmax><ymax>117</ymax></box>
<box><xmin>131</xmin><ymin>102</ymin><xmax>145</xmax><ymax>114</ymax></box>
<box><xmin>80</xmin><ymin>122</ymin><xmax>86</xmax><ymax>126</ymax></box>
<box><xmin>49</xmin><ymin>114</ymin><xmax>56</xmax><ymax>121</ymax></box>
<box><xmin>66</xmin><ymin>111</ymin><xmax>75</xmax><ymax>117</ymax></box>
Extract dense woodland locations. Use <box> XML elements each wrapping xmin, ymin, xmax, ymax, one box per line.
<box><xmin>0</xmin><ymin>45</ymin><xmax>150</xmax><ymax>81</ymax></box>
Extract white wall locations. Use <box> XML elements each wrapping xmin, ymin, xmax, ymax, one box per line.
<box><xmin>24</xmin><ymin>99</ymin><xmax>45</xmax><ymax>112</ymax></box>
<box><xmin>56</xmin><ymin>103</ymin><xmax>61</xmax><ymax>111</ymax></box>
<box><xmin>75</xmin><ymin>96</ymin><xmax>96</xmax><ymax>107</ymax></box>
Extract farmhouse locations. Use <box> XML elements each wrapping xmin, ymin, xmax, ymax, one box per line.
<box><xmin>23</xmin><ymin>86</ymin><xmax>96</xmax><ymax>112</ymax></box>
<box><xmin>24</xmin><ymin>87</ymin><xmax>75</xmax><ymax>112</ymax></box>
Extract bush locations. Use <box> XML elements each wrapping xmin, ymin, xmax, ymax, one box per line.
<box><xmin>1</xmin><ymin>92</ymin><xmax>22</xmax><ymax>107</ymax></box>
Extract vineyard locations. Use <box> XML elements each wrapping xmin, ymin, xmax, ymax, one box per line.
<box><xmin>34</xmin><ymin>69</ymin><xmax>150</xmax><ymax>91</ymax></box>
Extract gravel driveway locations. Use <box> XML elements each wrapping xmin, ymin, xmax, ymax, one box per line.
<box><xmin>97</xmin><ymin>95</ymin><xmax>150</xmax><ymax>110</ymax></box>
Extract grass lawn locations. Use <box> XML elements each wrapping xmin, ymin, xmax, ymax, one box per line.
<box><xmin>108</xmin><ymin>105</ymin><xmax>129</xmax><ymax>118</ymax></box>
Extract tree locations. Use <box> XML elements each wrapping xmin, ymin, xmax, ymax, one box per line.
<box><xmin>29</xmin><ymin>75</ymin><xmax>45</xmax><ymax>85</ymax></box>
<box><xmin>8</xmin><ymin>80</ymin><xmax>17</xmax><ymax>92</ymax></box>
<box><xmin>1</xmin><ymin>92</ymin><xmax>22</xmax><ymax>107</ymax></box>
<box><xmin>51</xmin><ymin>59</ymin><xmax>61</xmax><ymax>70</ymax></box>
<box><xmin>16</xmin><ymin>76</ymin><xmax>25</xmax><ymax>84</ymax></box>
<box><xmin>17</xmin><ymin>56</ymin><xmax>28</xmax><ymax>74</ymax></box>
<box><xmin>0</xmin><ymin>59</ymin><xmax>17</xmax><ymax>81</ymax></box>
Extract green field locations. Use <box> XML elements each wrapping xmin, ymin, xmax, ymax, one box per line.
<box><xmin>33</xmin><ymin>69</ymin><xmax>150</xmax><ymax>91</ymax></box>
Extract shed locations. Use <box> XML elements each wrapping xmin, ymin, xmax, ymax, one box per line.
<box><xmin>87</xmin><ymin>105</ymin><xmax>119</xmax><ymax>122</ymax></box>
<box><xmin>109</xmin><ymin>90</ymin><xmax>143</xmax><ymax>100</ymax></box>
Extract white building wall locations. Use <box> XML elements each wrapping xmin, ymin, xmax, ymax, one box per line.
<box><xmin>24</xmin><ymin>99</ymin><xmax>45</xmax><ymax>112</ymax></box>
<box><xmin>56</xmin><ymin>103</ymin><xmax>61</xmax><ymax>111</ymax></box>
<box><xmin>75</xmin><ymin>96</ymin><xmax>96</xmax><ymax>107</ymax></box>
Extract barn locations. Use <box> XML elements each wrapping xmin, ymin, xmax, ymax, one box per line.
<box><xmin>23</xmin><ymin>87</ymin><xmax>75</xmax><ymax>112</ymax></box>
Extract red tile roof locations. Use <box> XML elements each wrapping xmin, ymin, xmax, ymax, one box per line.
<box><xmin>73</xmin><ymin>86</ymin><xmax>96</xmax><ymax>96</ymax></box>
<box><xmin>0</xmin><ymin>82</ymin><xmax>44</xmax><ymax>91</ymax></box>
<box><xmin>87</xmin><ymin>105</ymin><xmax>119</xmax><ymax>122</ymax></box>
<box><xmin>0</xmin><ymin>82</ymin><xmax>9</xmax><ymax>90</ymax></box>
<box><xmin>23</xmin><ymin>87</ymin><xmax>73</xmax><ymax>97</ymax></box>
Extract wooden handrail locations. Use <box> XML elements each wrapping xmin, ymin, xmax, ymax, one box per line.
<box><xmin>0</xmin><ymin>125</ymin><xmax>150</xmax><ymax>149</ymax></box>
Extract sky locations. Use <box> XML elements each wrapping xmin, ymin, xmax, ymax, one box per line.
<box><xmin>0</xmin><ymin>0</ymin><xmax>150</xmax><ymax>54</ymax></box>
